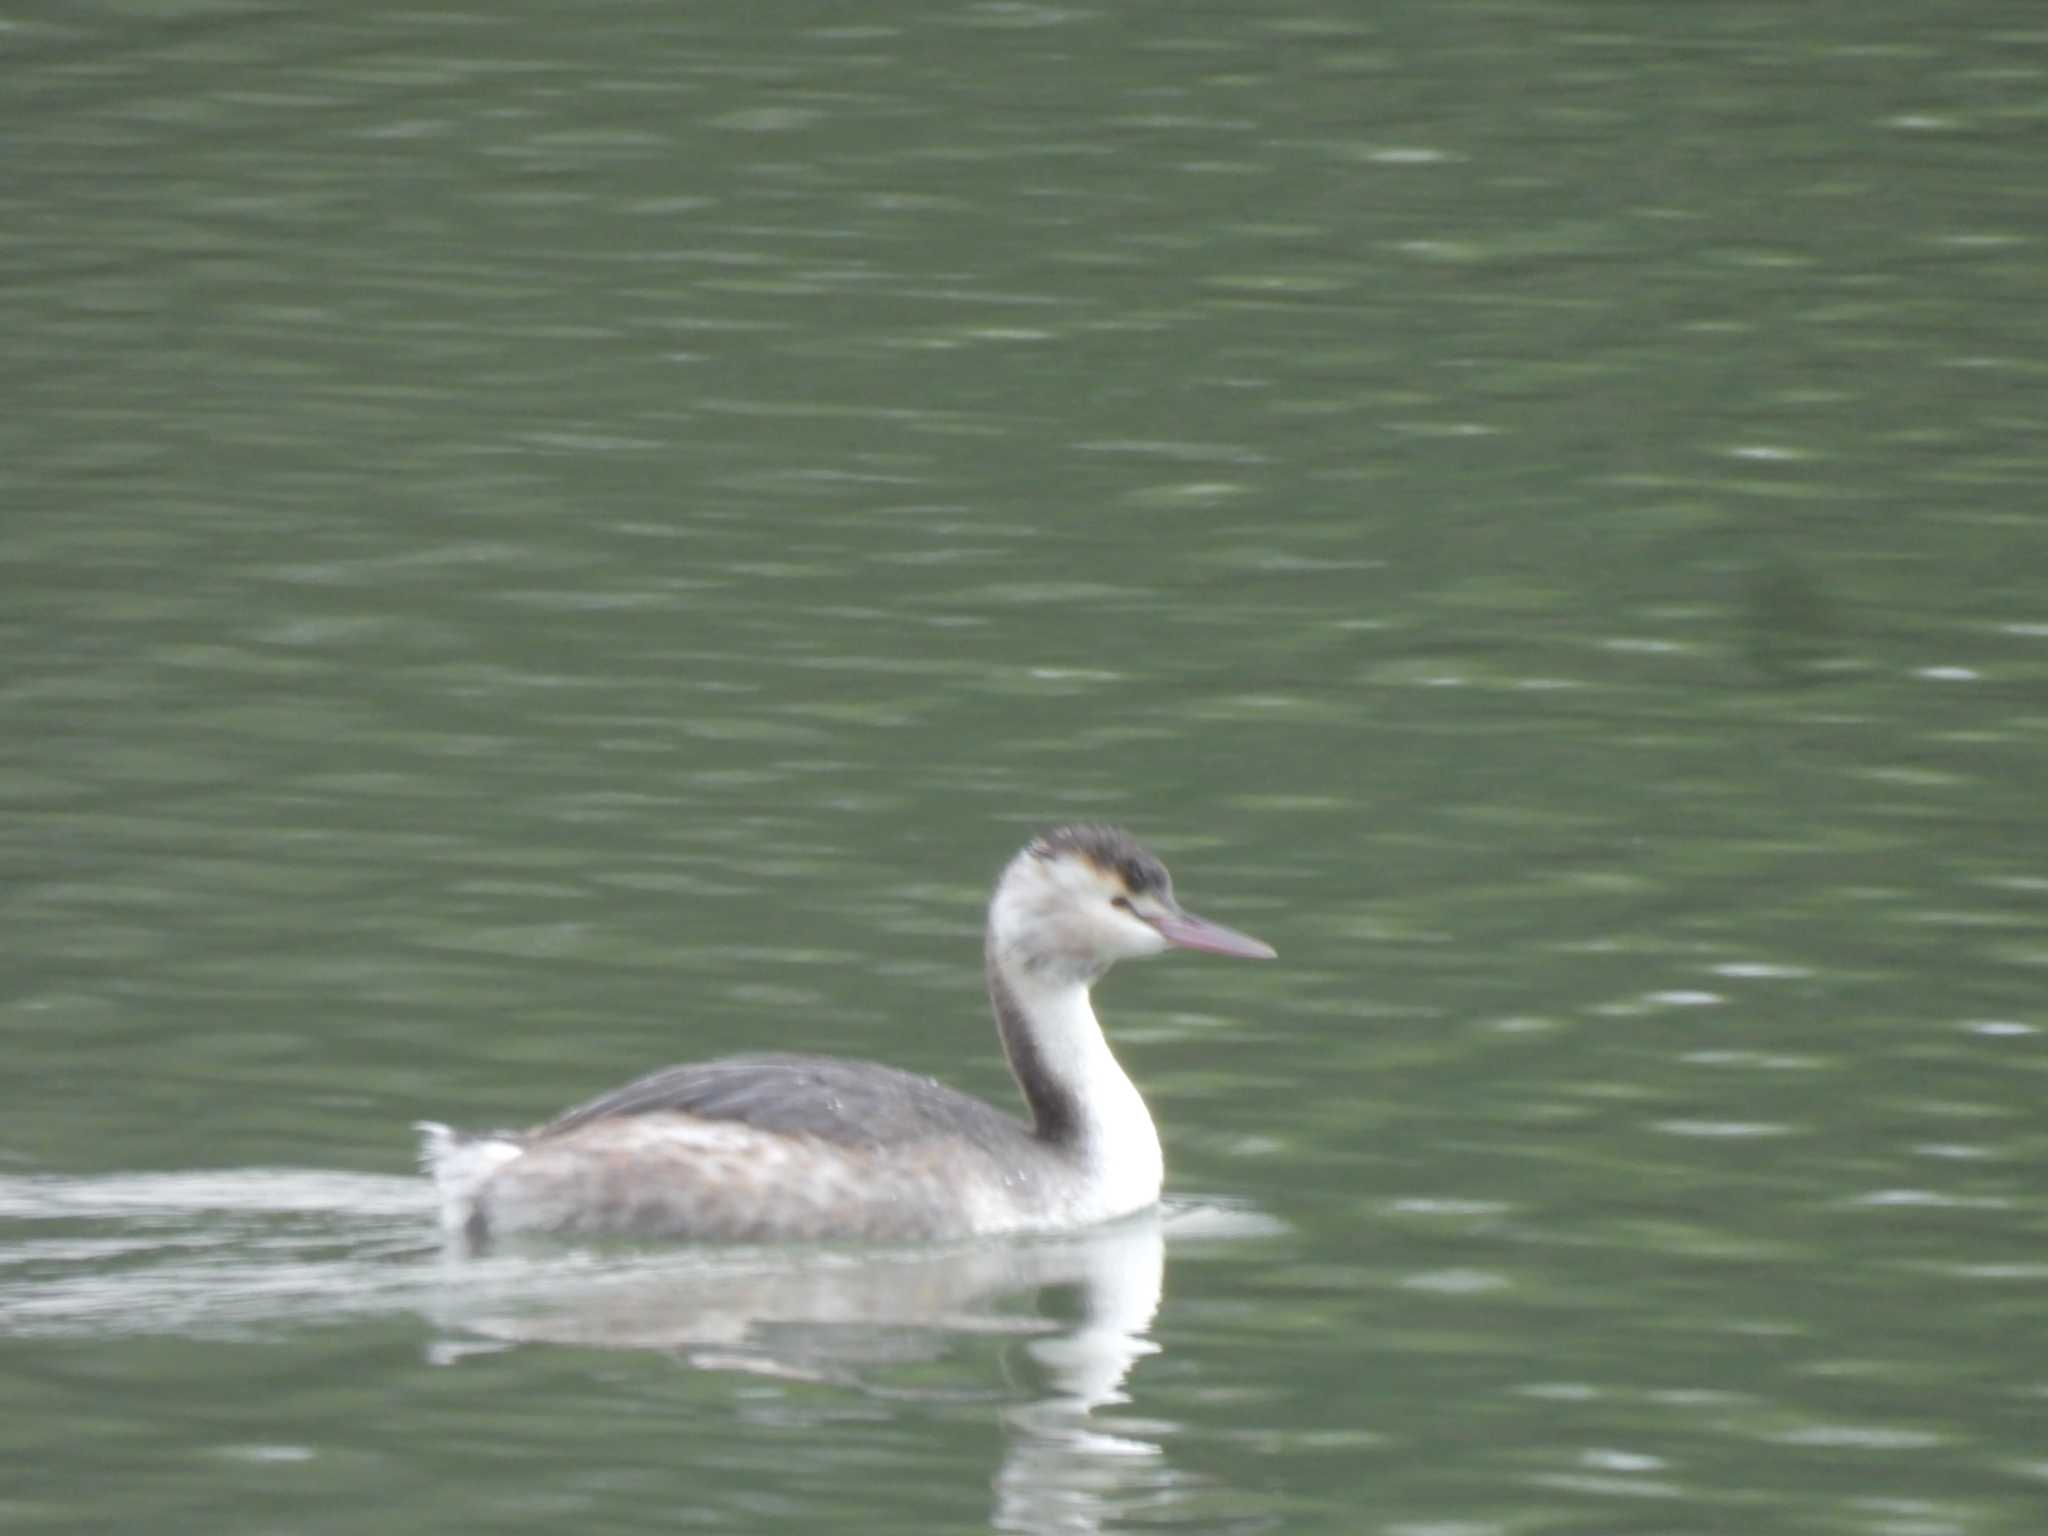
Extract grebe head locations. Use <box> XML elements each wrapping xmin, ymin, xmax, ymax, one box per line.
<box><xmin>989</xmin><ymin>825</ymin><xmax>1276</xmax><ymax>985</ymax></box>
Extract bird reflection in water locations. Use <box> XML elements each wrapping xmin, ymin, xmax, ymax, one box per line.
<box><xmin>424</xmin><ymin>1204</ymin><xmax>1279</xmax><ymax>1534</ymax></box>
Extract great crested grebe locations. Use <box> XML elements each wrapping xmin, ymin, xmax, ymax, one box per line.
<box><xmin>418</xmin><ymin>826</ymin><xmax>1274</xmax><ymax>1247</ymax></box>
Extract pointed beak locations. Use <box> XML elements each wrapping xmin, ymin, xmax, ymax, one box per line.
<box><xmin>1148</xmin><ymin>906</ymin><xmax>1277</xmax><ymax>960</ymax></box>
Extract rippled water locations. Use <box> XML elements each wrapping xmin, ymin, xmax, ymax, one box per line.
<box><xmin>6</xmin><ymin>0</ymin><xmax>2048</xmax><ymax>1532</ymax></box>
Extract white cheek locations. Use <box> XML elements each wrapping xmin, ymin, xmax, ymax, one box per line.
<box><xmin>1115</xmin><ymin>913</ymin><xmax>1170</xmax><ymax>957</ymax></box>
<box><xmin>1062</xmin><ymin>904</ymin><xmax>1156</xmax><ymax>964</ymax></box>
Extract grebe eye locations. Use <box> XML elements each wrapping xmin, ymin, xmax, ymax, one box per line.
<box><xmin>1110</xmin><ymin>895</ymin><xmax>1135</xmax><ymax>913</ymax></box>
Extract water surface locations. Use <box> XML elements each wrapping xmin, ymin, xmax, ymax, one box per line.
<box><xmin>5</xmin><ymin>1</ymin><xmax>2047</xmax><ymax>1532</ymax></box>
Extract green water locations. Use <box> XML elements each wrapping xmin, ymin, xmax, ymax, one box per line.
<box><xmin>5</xmin><ymin>2</ymin><xmax>2047</xmax><ymax>1531</ymax></box>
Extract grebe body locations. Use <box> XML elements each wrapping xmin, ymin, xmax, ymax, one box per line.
<box><xmin>418</xmin><ymin>826</ymin><xmax>1273</xmax><ymax>1246</ymax></box>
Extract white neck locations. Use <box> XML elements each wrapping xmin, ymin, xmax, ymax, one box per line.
<box><xmin>988</xmin><ymin>956</ymin><xmax>1164</xmax><ymax>1223</ymax></box>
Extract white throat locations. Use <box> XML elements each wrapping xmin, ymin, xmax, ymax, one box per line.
<box><xmin>990</xmin><ymin>959</ymin><xmax>1164</xmax><ymax>1224</ymax></box>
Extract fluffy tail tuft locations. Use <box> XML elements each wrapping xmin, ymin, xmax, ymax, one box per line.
<box><xmin>413</xmin><ymin>1120</ymin><xmax>458</xmax><ymax>1174</ymax></box>
<box><xmin>414</xmin><ymin>1121</ymin><xmax>523</xmax><ymax>1242</ymax></box>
